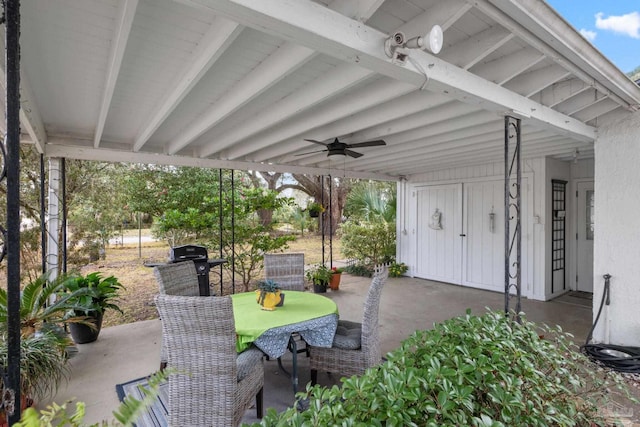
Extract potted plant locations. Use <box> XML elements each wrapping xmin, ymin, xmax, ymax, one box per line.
<box><xmin>62</xmin><ymin>272</ymin><xmax>124</xmax><ymax>344</ymax></box>
<box><xmin>0</xmin><ymin>272</ymin><xmax>92</xmax><ymax>423</ymax></box>
<box><xmin>329</xmin><ymin>267</ymin><xmax>344</xmax><ymax>291</ymax></box>
<box><xmin>307</xmin><ymin>202</ymin><xmax>324</xmax><ymax>218</ymax></box>
<box><xmin>255</xmin><ymin>279</ymin><xmax>282</xmax><ymax>311</ymax></box>
<box><xmin>306</xmin><ymin>264</ymin><xmax>332</xmax><ymax>293</ymax></box>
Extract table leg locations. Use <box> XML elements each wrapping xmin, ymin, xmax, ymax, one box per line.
<box><xmin>275</xmin><ymin>335</ymin><xmax>299</xmax><ymax>395</ymax></box>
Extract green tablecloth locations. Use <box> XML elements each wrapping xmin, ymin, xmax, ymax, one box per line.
<box><xmin>231</xmin><ymin>291</ymin><xmax>338</xmax><ymax>354</ymax></box>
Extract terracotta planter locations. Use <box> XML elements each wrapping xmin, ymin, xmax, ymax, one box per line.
<box><xmin>255</xmin><ymin>290</ymin><xmax>282</xmax><ymax>311</ymax></box>
<box><xmin>329</xmin><ymin>273</ymin><xmax>341</xmax><ymax>290</ymax></box>
<box><xmin>0</xmin><ymin>396</ymin><xmax>33</xmax><ymax>426</ymax></box>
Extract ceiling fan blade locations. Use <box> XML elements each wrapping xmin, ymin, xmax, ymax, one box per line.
<box><xmin>346</xmin><ymin>139</ymin><xmax>386</xmax><ymax>148</ymax></box>
<box><xmin>295</xmin><ymin>149</ymin><xmax>327</xmax><ymax>156</ymax></box>
<box><xmin>304</xmin><ymin>139</ymin><xmax>329</xmax><ymax>146</ymax></box>
<box><xmin>344</xmin><ymin>149</ymin><xmax>364</xmax><ymax>158</ymax></box>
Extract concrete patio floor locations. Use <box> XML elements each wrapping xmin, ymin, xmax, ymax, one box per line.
<box><xmin>40</xmin><ymin>275</ymin><xmax>593</xmax><ymax>425</ymax></box>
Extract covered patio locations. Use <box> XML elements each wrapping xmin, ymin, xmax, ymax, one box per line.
<box><xmin>40</xmin><ymin>274</ymin><xmax>593</xmax><ymax>425</ymax></box>
<box><xmin>2</xmin><ymin>0</ymin><xmax>640</xmax><ymax>423</ymax></box>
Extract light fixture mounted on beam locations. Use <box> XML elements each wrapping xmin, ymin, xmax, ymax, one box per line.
<box><xmin>384</xmin><ymin>25</ymin><xmax>443</xmax><ymax>65</ymax></box>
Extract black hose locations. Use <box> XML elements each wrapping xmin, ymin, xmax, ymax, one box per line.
<box><xmin>581</xmin><ymin>274</ymin><xmax>640</xmax><ymax>373</ymax></box>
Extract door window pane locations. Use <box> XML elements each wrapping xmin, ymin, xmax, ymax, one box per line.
<box><xmin>586</xmin><ymin>190</ymin><xmax>594</xmax><ymax>241</ymax></box>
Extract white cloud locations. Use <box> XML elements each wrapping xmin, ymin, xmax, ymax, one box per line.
<box><xmin>595</xmin><ymin>11</ymin><xmax>640</xmax><ymax>38</ymax></box>
<box><xmin>579</xmin><ymin>28</ymin><xmax>597</xmax><ymax>41</ymax></box>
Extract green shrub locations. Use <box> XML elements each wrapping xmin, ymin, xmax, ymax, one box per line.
<box><xmin>389</xmin><ymin>262</ymin><xmax>408</xmax><ymax>277</ymax></box>
<box><xmin>250</xmin><ymin>310</ymin><xmax>631</xmax><ymax>427</ymax></box>
<box><xmin>344</xmin><ymin>263</ymin><xmax>374</xmax><ymax>277</ymax></box>
<box><xmin>339</xmin><ymin>220</ymin><xmax>396</xmax><ymax>266</ymax></box>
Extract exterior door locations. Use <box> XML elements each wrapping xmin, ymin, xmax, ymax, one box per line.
<box><xmin>462</xmin><ymin>180</ymin><xmax>504</xmax><ymax>292</ymax></box>
<box><xmin>576</xmin><ymin>181</ymin><xmax>594</xmax><ymax>292</ymax></box>
<box><xmin>415</xmin><ymin>184</ymin><xmax>462</xmax><ymax>284</ymax></box>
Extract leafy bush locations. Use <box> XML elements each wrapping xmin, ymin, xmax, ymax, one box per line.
<box><xmin>344</xmin><ymin>263</ymin><xmax>374</xmax><ymax>277</ymax></box>
<box><xmin>251</xmin><ymin>310</ymin><xmax>632</xmax><ymax>427</ymax></box>
<box><xmin>389</xmin><ymin>262</ymin><xmax>408</xmax><ymax>277</ymax></box>
<box><xmin>339</xmin><ymin>220</ymin><xmax>396</xmax><ymax>266</ymax></box>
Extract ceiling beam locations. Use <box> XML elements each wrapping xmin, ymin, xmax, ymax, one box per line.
<box><xmin>328</xmin><ymin>0</ymin><xmax>386</xmax><ymax>21</ymax></box>
<box><xmin>469</xmin><ymin>0</ymin><xmax>640</xmax><ymax>110</ymax></box>
<box><xmin>395</xmin><ymin>0</ymin><xmax>471</xmax><ymax>39</ymax></box>
<box><xmin>323</xmin><ymin>117</ymin><xmax>504</xmax><ymax>169</ymax></box>
<box><xmin>253</xmin><ymin>91</ymin><xmax>451</xmax><ymax>162</ymax></box>
<box><xmin>94</xmin><ymin>0</ymin><xmax>138</xmax><ymax>148</ymax></box>
<box><xmin>470</xmin><ymin>47</ymin><xmax>544</xmax><ymax>85</ymax></box>
<box><xmin>281</xmin><ymin>102</ymin><xmax>485</xmax><ymax>164</ymax></box>
<box><xmin>394</xmin><ymin>137</ymin><xmax>586</xmax><ymax>175</ymax></box>
<box><xmin>344</xmin><ymin>101</ymin><xmax>481</xmax><ymax>144</ymax></box>
<box><xmin>572</xmin><ymin>99</ymin><xmax>620</xmax><ymax>123</ymax></box>
<box><xmin>224</xmin><ymin>1</ymin><xmax>470</xmax><ymax>161</ymax></box>
<box><xmin>180</xmin><ymin>0</ymin><xmax>595</xmax><ymax>142</ymax></box>
<box><xmin>199</xmin><ymin>64</ymin><xmax>374</xmax><ymax>157</ymax></box>
<box><xmin>18</xmin><ymin>73</ymin><xmax>47</xmax><ymax>154</ymax></box>
<box><xmin>503</xmin><ymin>64</ymin><xmax>571</xmax><ymax>97</ymax></box>
<box><xmin>439</xmin><ymin>26</ymin><xmax>513</xmax><ymax>70</ymax></box>
<box><xmin>354</xmin><ymin>128</ymin><xmax>553</xmax><ymax>170</ymax></box>
<box><xmin>531</xmin><ymin>77</ymin><xmax>590</xmax><ymax>107</ymax></box>
<box><xmin>0</xmin><ymin>41</ymin><xmax>47</xmax><ymax>152</ymax></box>
<box><xmin>225</xmin><ymin>78</ymin><xmax>415</xmax><ymax>160</ymax></box>
<box><xmin>167</xmin><ymin>42</ymin><xmax>315</xmax><ymax>154</ymax></box>
<box><xmin>45</xmin><ymin>141</ymin><xmax>396</xmax><ymax>181</ymax></box>
<box><xmin>555</xmin><ymin>89</ymin><xmax>604</xmax><ymax>116</ymax></box>
<box><xmin>169</xmin><ymin>0</ymin><xmax>384</xmax><ymax>156</ymax></box>
<box><xmin>134</xmin><ymin>17</ymin><xmax>242</xmax><ymax>152</ymax></box>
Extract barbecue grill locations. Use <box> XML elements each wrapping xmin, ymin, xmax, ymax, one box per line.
<box><xmin>160</xmin><ymin>244</ymin><xmax>225</xmax><ymax>296</ymax></box>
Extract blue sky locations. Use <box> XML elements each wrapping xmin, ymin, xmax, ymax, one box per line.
<box><xmin>545</xmin><ymin>0</ymin><xmax>640</xmax><ymax>74</ymax></box>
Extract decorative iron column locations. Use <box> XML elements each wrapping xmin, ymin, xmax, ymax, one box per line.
<box><xmin>504</xmin><ymin>115</ymin><xmax>522</xmax><ymax>317</ymax></box>
<box><xmin>3</xmin><ymin>0</ymin><xmax>22</xmax><ymax>423</ymax></box>
<box><xmin>321</xmin><ymin>175</ymin><xmax>325</xmax><ymax>265</ymax></box>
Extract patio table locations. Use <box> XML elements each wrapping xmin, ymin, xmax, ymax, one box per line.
<box><xmin>231</xmin><ymin>291</ymin><xmax>338</xmax><ymax>394</ymax></box>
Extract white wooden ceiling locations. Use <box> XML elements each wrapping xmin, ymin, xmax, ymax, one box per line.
<box><xmin>7</xmin><ymin>0</ymin><xmax>640</xmax><ymax>180</ymax></box>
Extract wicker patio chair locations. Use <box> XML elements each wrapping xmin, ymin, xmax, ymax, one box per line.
<box><xmin>154</xmin><ymin>262</ymin><xmax>202</xmax><ymax>370</ymax></box>
<box><xmin>264</xmin><ymin>253</ymin><xmax>305</xmax><ymax>291</ymax></box>
<box><xmin>309</xmin><ymin>265</ymin><xmax>388</xmax><ymax>383</ymax></box>
<box><xmin>263</xmin><ymin>252</ymin><xmax>309</xmax><ymax>358</ymax></box>
<box><xmin>154</xmin><ymin>262</ymin><xmax>201</xmax><ymax>296</ymax></box>
<box><xmin>155</xmin><ymin>294</ymin><xmax>264</xmax><ymax>427</ymax></box>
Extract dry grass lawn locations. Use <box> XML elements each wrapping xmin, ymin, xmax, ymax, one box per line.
<box><xmin>82</xmin><ymin>234</ymin><xmax>341</xmax><ymax>328</ymax></box>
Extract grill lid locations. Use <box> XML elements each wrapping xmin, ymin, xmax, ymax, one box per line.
<box><xmin>169</xmin><ymin>244</ymin><xmax>208</xmax><ymax>262</ymax></box>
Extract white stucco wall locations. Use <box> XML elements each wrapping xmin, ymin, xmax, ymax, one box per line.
<box><xmin>594</xmin><ymin>111</ymin><xmax>640</xmax><ymax>346</ymax></box>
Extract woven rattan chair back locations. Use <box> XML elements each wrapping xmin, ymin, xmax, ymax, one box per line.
<box><xmin>154</xmin><ymin>262</ymin><xmax>200</xmax><ymax>296</ymax></box>
<box><xmin>155</xmin><ymin>294</ymin><xmax>264</xmax><ymax>427</ymax></box>
<box><xmin>360</xmin><ymin>264</ymin><xmax>388</xmax><ymax>366</ymax></box>
<box><xmin>309</xmin><ymin>264</ymin><xmax>388</xmax><ymax>381</ymax></box>
<box><xmin>264</xmin><ymin>253</ymin><xmax>305</xmax><ymax>291</ymax></box>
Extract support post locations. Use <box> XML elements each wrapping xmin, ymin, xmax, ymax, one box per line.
<box><xmin>46</xmin><ymin>158</ymin><xmax>63</xmax><ymax>282</ymax></box>
<box><xmin>4</xmin><ymin>0</ymin><xmax>22</xmax><ymax>423</ymax></box>
<box><xmin>504</xmin><ymin>115</ymin><xmax>522</xmax><ymax>318</ymax></box>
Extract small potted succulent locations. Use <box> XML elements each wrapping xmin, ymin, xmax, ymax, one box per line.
<box><xmin>255</xmin><ymin>279</ymin><xmax>283</xmax><ymax>311</ymax></box>
<box><xmin>307</xmin><ymin>202</ymin><xmax>324</xmax><ymax>218</ymax></box>
<box><xmin>329</xmin><ymin>267</ymin><xmax>344</xmax><ymax>291</ymax></box>
<box><xmin>306</xmin><ymin>264</ymin><xmax>332</xmax><ymax>293</ymax></box>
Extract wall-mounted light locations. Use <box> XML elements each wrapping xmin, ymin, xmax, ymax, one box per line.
<box><xmin>384</xmin><ymin>25</ymin><xmax>444</xmax><ymax>65</ymax></box>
